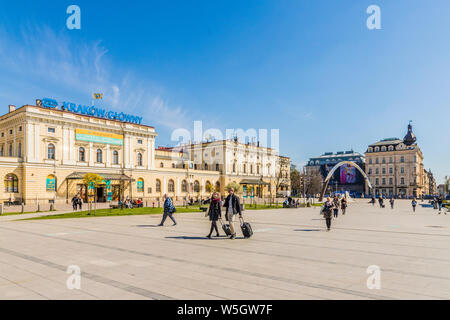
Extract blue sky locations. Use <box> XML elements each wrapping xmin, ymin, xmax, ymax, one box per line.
<box><xmin>0</xmin><ymin>1</ymin><xmax>449</xmax><ymax>183</ymax></box>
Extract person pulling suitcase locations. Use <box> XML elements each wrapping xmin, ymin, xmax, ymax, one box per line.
<box><xmin>223</xmin><ymin>187</ymin><xmax>242</xmax><ymax>240</ymax></box>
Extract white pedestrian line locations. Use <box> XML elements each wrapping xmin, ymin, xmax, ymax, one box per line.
<box><xmin>253</xmin><ymin>228</ymin><xmax>274</xmax><ymax>233</ymax></box>
<box><xmin>45</xmin><ymin>231</ymin><xmax>95</xmax><ymax>237</ymax></box>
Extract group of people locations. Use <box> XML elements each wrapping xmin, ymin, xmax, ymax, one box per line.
<box><xmin>71</xmin><ymin>195</ymin><xmax>83</xmax><ymax>211</ymax></box>
<box><xmin>158</xmin><ymin>188</ymin><xmax>243</xmax><ymax>240</ymax></box>
<box><xmin>321</xmin><ymin>195</ymin><xmax>348</xmax><ymax>231</ymax></box>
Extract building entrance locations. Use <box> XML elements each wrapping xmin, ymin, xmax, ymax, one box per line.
<box><xmin>97</xmin><ymin>187</ymin><xmax>106</xmax><ymax>203</ymax></box>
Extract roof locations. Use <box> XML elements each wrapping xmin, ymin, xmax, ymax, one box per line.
<box><xmin>66</xmin><ymin>172</ymin><xmax>134</xmax><ymax>181</ymax></box>
<box><xmin>239</xmin><ymin>179</ymin><xmax>270</xmax><ymax>186</ymax></box>
<box><xmin>369</xmin><ymin>138</ymin><xmax>403</xmax><ymax>147</ymax></box>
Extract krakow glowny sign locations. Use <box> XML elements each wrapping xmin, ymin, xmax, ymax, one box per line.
<box><xmin>40</xmin><ymin>98</ymin><xmax>144</xmax><ymax>125</ymax></box>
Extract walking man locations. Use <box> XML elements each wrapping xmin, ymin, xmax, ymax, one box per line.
<box><xmin>224</xmin><ymin>188</ymin><xmax>242</xmax><ymax>240</ymax></box>
<box><xmin>390</xmin><ymin>196</ymin><xmax>395</xmax><ymax>209</ymax></box>
<box><xmin>159</xmin><ymin>194</ymin><xmax>177</xmax><ymax>226</ymax></box>
<box><xmin>438</xmin><ymin>195</ymin><xmax>444</xmax><ymax>213</ymax></box>
<box><xmin>322</xmin><ymin>197</ymin><xmax>334</xmax><ymax>232</ymax></box>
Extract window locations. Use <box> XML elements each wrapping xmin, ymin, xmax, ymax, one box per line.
<box><xmin>401</xmin><ymin>177</ymin><xmax>405</xmax><ymax>185</ymax></box>
<box><xmin>18</xmin><ymin>126</ymin><xmax>22</xmax><ymax>132</ymax></box>
<box><xmin>215</xmin><ymin>181</ymin><xmax>221</xmax><ymax>192</ymax></box>
<box><xmin>400</xmin><ymin>156</ymin><xmax>405</xmax><ymax>163</ymax></box>
<box><xmin>0</xmin><ymin>144</ymin><xmax>3</xmax><ymax>157</ymax></box>
<box><xmin>382</xmin><ymin>168</ymin><xmax>386</xmax><ymax>174</ymax></box>
<box><xmin>46</xmin><ymin>174</ymin><xmax>56</xmax><ymax>191</ymax></box>
<box><xmin>389</xmin><ymin>157</ymin><xmax>393</xmax><ymax>163</ymax></box>
<box><xmin>4</xmin><ymin>174</ymin><xmax>19</xmax><ymax>193</ymax></box>
<box><xmin>156</xmin><ymin>179</ymin><xmax>161</xmax><ymax>193</ymax></box>
<box><xmin>172</xmin><ymin>163</ymin><xmax>176</xmax><ymax>168</ymax></box>
<box><xmin>368</xmin><ymin>169</ymin><xmax>372</xmax><ymax>175</ymax></box>
<box><xmin>9</xmin><ymin>129</ymin><xmax>13</xmax><ymax>135</ymax></box>
<box><xmin>382</xmin><ymin>178</ymin><xmax>386</xmax><ymax>185</ymax></box>
<box><xmin>137</xmin><ymin>139</ymin><xmax>143</xmax><ymax>144</ymax></box>
<box><xmin>389</xmin><ymin>178</ymin><xmax>393</xmax><ymax>185</ymax></box>
<box><xmin>194</xmin><ymin>181</ymin><xmax>200</xmax><ymax>193</ymax></box>
<box><xmin>137</xmin><ymin>178</ymin><xmax>144</xmax><ymax>192</ymax></box>
<box><xmin>48</xmin><ymin>127</ymin><xmax>55</xmax><ymax>133</ymax></box>
<box><xmin>17</xmin><ymin>143</ymin><xmax>22</xmax><ymax>158</ymax></box>
<box><xmin>137</xmin><ymin>153</ymin><xmax>143</xmax><ymax>166</ymax></box>
<box><xmin>216</xmin><ymin>163</ymin><xmax>220</xmax><ymax>171</ymax></box>
<box><xmin>389</xmin><ymin>168</ymin><xmax>393</xmax><ymax>174</ymax></box>
<box><xmin>1</xmin><ymin>133</ymin><xmax>3</xmax><ymax>137</ymax></box>
<box><xmin>375</xmin><ymin>178</ymin><xmax>379</xmax><ymax>186</ymax></box>
<box><xmin>369</xmin><ymin>159</ymin><xmax>372</xmax><ymax>164</ymax></box>
<box><xmin>96</xmin><ymin>149</ymin><xmax>103</xmax><ymax>163</ymax></box>
<box><xmin>233</xmin><ymin>163</ymin><xmax>236</xmax><ymax>173</ymax></box>
<box><xmin>376</xmin><ymin>168</ymin><xmax>379</xmax><ymax>174</ymax></box>
<box><xmin>47</xmin><ymin>144</ymin><xmax>55</xmax><ymax>160</ymax></box>
<box><xmin>9</xmin><ymin>144</ymin><xmax>13</xmax><ymax>157</ymax></box>
<box><xmin>257</xmin><ymin>165</ymin><xmax>260</xmax><ymax>174</ymax></box>
<box><xmin>113</xmin><ymin>151</ymin><xmax>119</xmax><ymax>165</ymax></box>
<box><xmin>79</xmin><ymin>148</ymin><xmax>85</xmax><ymax>162</ymax></box>
<box><xmin>250</xmin><ymin>165</ymin><xmax>253</xmax><ymax>174</ymax></box>
<box><xmin>382</xmin><ymin>158</ymin><xmax>386</xmax><ymax>164</ymax></box>
<box><xmin>243</xmin><ymin>164</ymin><xmax>247</xmax><ymax>173</ymax></box>
<box><xmin>182</xmin><ymin>180</ymin><xmax>188</xmax><ymax>192</ymax></box>
<box><xmin>160</xmin><ymin>162</ymin><xmax>164</xmax><ymax>168</ymax></box>
<box><xmin>401</xmin><ymin>167</ymin><xmax>405</xmax><ymax>174</ymax></box>
<box><xmin>375</xmin><ymin>158</ymin><xmax>379</xmax><ymax>164</ymax></box>
<box><xmin>168</xmin><ymin>180</ymin><xmax>175</xmax><ymax>193</ymax></box>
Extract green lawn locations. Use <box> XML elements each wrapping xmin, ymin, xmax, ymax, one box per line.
<box><xmin>20</xmin><ymin>206</ymin><xmax>204</xmax><ymax>221</ymax></box>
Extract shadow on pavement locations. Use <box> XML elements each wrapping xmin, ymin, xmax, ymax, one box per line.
<box><xmin>166</xmin><ymin>236</ymin><xmax>234</xmax><ymax>240</ymax></box>
<box><xmin>294</xmin><ymin>229</ymin><xmax>322</xmax><ymax>232</ymax></box>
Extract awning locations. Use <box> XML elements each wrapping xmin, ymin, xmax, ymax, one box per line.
<box><xmin>239</xmin><ymin>179</ymin><xmax>270</xmax><ymax>186</ymax></box>
<box><xmin>66</xmin><ymin>172</ymin><xmax>135</xmax><ymax>182</ymax></box>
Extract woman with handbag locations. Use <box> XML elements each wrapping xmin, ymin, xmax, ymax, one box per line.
<box><xmin>323</xmin><ymin>197</ymin><xmax>334</xmax><ymax>232</ymax></box>
<box><xmin>206</xmin><ymin>192</ymin><xmax>222</xmax><ymax>239</ymax></box>
<box><xmin>158</xmin><ymin>194</ymin><xmax>177</xmax><ymax>226</ymax></box>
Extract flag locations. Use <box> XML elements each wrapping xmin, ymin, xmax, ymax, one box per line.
<box><xmin>93</xmin><ymin>93</ymin><xmax>103</xmax><ymax>100</ymax></box>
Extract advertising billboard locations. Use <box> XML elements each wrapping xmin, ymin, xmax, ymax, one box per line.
<box><xmin>75</xmin><ymin>129</ymin><xmax>124</xmax><ymax>146</ymax></box>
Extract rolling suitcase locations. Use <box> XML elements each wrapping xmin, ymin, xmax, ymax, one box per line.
<box><xmin>240</xmin><ymin>217</ymin><xmax>253</xmax><ymax>239</ymax></box>
<box><xmin>220</xmin><ymin>219</ymin><xmax>232</xmax><ymax>236</ymax></box>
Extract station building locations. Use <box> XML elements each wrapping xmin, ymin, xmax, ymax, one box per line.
<box><xmin>0</xmin><ymin>101</ymin><xmax>290</xmax><ymax>205</ymax></box>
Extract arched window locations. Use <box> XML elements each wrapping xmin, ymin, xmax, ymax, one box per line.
<box><xmin>205</xmin><ymin>181</ymin><xmax>212</xmax><ymax>193</ymax></box>
<box><xmin>46</xmin><ymin>174</ymin><xmax>57</xmax><ymax>191</ymax></box>
<box><xmin>194</xmin><ymin>181</ymin><xmax>200</xmax><ymax>193</ymax></box>
<box><xmin>96</xmin><ymin>149</ymin><xmax>103</xmax><ymax>163</ymax></box>
<box><xmin>137</xmin><ymin>153</ymin><xmax>143</xmax><ymax>166</ymax></box>
<box><xmin>113</xmin><ymin>151</ymin><xmax>119</xmax><ymax>165</ymax></box>
<box><xmin>172</xmin><ymin>163</ymin><xmax>176</xmax><ymax>168</ymax></box>
<box><xmin>156</xmin><ymin>179</ymin><xmax>161</xmax><ymax>193</ymax></box>
<box><xmin>47</xmin><ymin>144</ymin><xmax>55</xmax><ymax>160</ymax></box>
<box><xmin>168</xmin><ymin>180</ymin><xmax>175</xmax><ymax>193</ymax></box>
<box><xmin>232</xmin><ymin>163</ymin><xmax>236</xmax><ymax>173</ymax></box>
<box><xmin>4</xmin><ymin>174</ymin><xmax>18</xmax><ymax>193</ymax></box>
<box><xmin>79</xmin><ymin>147</ymin><xmax>85</xmax><ymax>162</ymax></box>
<box><xmin>182</xmin><ymin>180</ymin><xmax>188</xmax><ymax>192</ymax></box>
<box><xmin>137</xmin><ymin>178</ymin><xmax>144</xmax><ymax>192</ymax></box>
<box><xmin>204</xmin><ymin>163</ymin><xmax>208</xmax><ymax>170</ymax></box>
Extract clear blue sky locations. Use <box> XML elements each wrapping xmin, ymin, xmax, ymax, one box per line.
<box><xmin>0</xmin><ymin>1</ymin><xmax>449</xmax><ymax>183</ymax></box>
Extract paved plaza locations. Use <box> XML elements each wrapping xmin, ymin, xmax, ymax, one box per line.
<box><xmin>0</xmin><ymin>199</ymin><xmax>449</xmax><ymax>300</ymax></box>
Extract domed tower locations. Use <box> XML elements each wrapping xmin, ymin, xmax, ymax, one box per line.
<box><xmin>403</xmin><ymin>121</ymin><xmax>417</xmax><ymax>146</ymax></box>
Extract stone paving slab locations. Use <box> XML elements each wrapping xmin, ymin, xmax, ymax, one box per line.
<box><xmin>0</xmin><ymin>199</ymin><xmax>449</xmax><ymax>300</ymax></box>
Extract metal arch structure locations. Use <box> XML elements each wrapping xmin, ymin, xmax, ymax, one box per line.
<box><xmin>319</xmin><ymin>161</ymin><xmax>372</xmax><ymax>202</ymax></box>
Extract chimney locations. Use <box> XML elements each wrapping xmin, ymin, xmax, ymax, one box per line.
<box><xmin>8</xmin><ymin>105</ymin><xmax>16</xmax><ymax>113</ymax></box>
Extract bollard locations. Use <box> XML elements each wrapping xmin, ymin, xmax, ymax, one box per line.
<box><xmin>37</xmin><ymin>202</ymin><xmax>41</xmax><ymax>212</ymax></box>
<box><xmin>21</xmin><ymin>203</ymin><xmax>24</xmax><ymax>214</ymax></box>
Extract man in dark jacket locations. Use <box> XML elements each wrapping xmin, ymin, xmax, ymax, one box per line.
<box><xmin>158</xmin><ymin>194</ymin><xmax>177</xmax><ymax>226</ymax></box>
<box><xmin>224</xmin><ymin>188</ymin><xmax>242</xmax><ymax>239</ymax></box>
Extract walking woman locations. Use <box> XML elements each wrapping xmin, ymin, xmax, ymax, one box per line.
<box><xmin>341</xmin><ymin>197</ymin><xmax>347</xmax><ymax>215</ymax></box>
<box><xmin>206</xmin><ymin>192</ymin><xmax>222</xmax><ymax>239</ymax></box>
<box><xmin>411</xmin><ymin>198</ymin><xmax>417</xmax><ymax>213</ymax></box>
<box><xmin>332</xmin><ymin>195</ymin><xmax>340</xmax><ymax>219</ymax></box>
<box><xmin>322</xmin><ymin>197</ymin><xmax>334</xmax><ymax>231</ymax></box>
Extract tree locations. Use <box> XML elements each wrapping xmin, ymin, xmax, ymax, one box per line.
<box><xmin>290</xmin><ymin>165</ymin><xmax>302</xmax><ymax>197</ymax></box>
<box><xmin>225</xmin><ymin>182</ymin><xmax>242</xmax><ymax>194</ymax></box>
<box><xmin>83</xmin><ymin>173</ymin><xmax>103</xmax><ymax>214</ymax></box>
